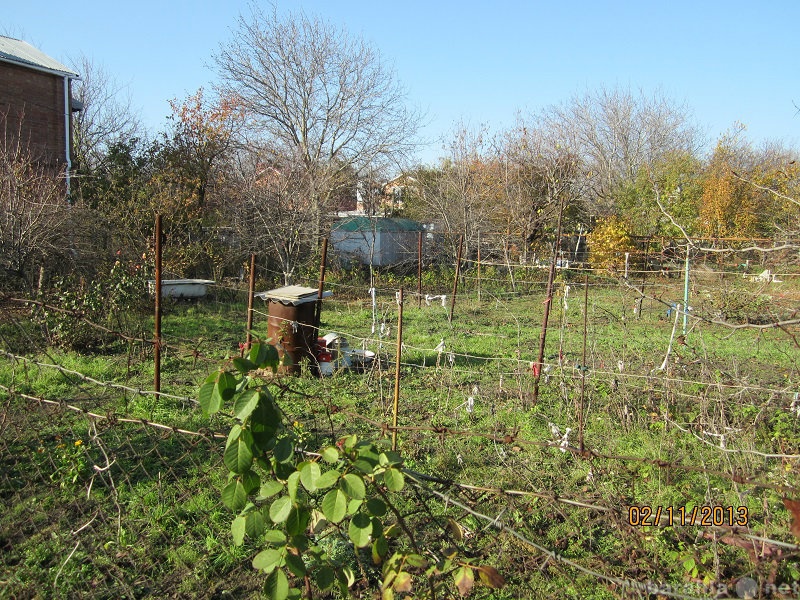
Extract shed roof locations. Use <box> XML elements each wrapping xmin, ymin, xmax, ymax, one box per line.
<box><xmin>0</xmin><ymin>35</ymin><xmax>78</xmax><ymax>77</ymax></box>
<box><xmin>332</xmin><ymin>216</ymin><xmax>423</xmax><ymax>233</ymax></box>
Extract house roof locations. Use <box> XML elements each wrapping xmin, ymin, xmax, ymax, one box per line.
<box><xmin>332</xmin><ymin>216</ymin><xmax>424</xmax><ymax>233</ymax></box>
<box><xmin>0</xmin><ymin>35</ymin><xmax>78</xmax><ymax>78</ymax></box>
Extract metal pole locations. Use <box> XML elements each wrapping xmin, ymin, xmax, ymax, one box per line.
<box><xmin>417</xmin><ymin>231</ymin><xmax>423</xmax><ymax>309</ymax></box>
<box><xmin>683</xmin><ymin>245</ymin><xmax>690</xmax><ymax>335</ymax></box>
<box><xmin>153</xmin><ymin>214</ymin><xmax>162</xmax><ymax>394</ymax></box>
<box><xmin>392</xmin><ymin>288</ymin><xmax>404</xmax><ymax>451</ymax></box>
<box><xmin>315</xmin><ymin>238</ymin><xmax>328</xmax><ymax>334</ymax></box>
<box><xmin>448</xmin><ymin>235</ymin><xmax>463</xmax><ymax>324</ymax></box>
<box><xmin>244</xmin><ymin>253</ymin><xmax>256</xmax><ymax>355</ymax></box>
<box><xmin>532</xmin><ymin>196</ymin><xmax>565</xmax><ymax>406</ymax></box>
<box><xmin>477</xmin><ymin>231</ymin><xmax>481</xmax><ymax>303</ymax></box>
<box><xmin>578</xmin><ymin>274</ymin><xmax>588</xmax><ymax>453</ymax></box>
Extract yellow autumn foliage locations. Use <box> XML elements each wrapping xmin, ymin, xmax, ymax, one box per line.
<box><xmin>588</xmin><ymin>216</ymin><xmax>637</xmax><ymax>273</ymax></box>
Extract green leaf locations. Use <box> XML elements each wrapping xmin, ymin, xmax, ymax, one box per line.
<box><xmin>240</xmin><ymin>469</ymin><xmax>260</xmax><ymax>494</ymax></box>
<box><xmin>269</xmin><ymin>495</ymin><xmax>293</xmax><ymax>524</ymax></box>
<box><xmin>245</xmin><ymin>510</ymin><xmax>266</xmax><ymax>540</ymax></box>
<box><xmin>263</xmin><ymin>529</ymin><xmax>287</xmax><ymax>545</ymax></box>
<box><xmin>340</xmin><ymin>473</ymin><xmax>366</xmax><ymax>500</ymax></box>
<box><xmin>258</xmin><ymin>480</ymin><xmax>284</xmax><ymax>500</ymax></box>
<box><xmin>316</xmin><ymin>469</ymin><xmax>340</xmax><ymax>490</ymax></box>
<box><xmin>231</xmin><ymin>515</ymin><xmax>246</xmax><ymax>546</ymax></box>
<box><xmin>405</xmin><ymin>554</ymin><xmax>426</xmax><ymax>568</ymax></box>
<box><xmin>315</xmin><ymin>566</ymin><xmax>335</xmax><ymax>591</ymax></box>
<box><xmin>286</xmin><ymin>506</ymin><xmax>310</xmax><ymax>536</ymax></box>
<box><xmin>225</xmin><ymin>424</ymin><xmax>242</xmax><ymax>449</ymax></box>
<box><xmin>252</xmin><ymin>548</ymin><xmax>283</xmax><ymax>573</ymax></box>
<box><xmin>221</xmin><ymin>479</ymin><xmax>247</xmax><ymax>512</ymax></box>
<box><xmin>284</xmin><ymin>552</ymin><xmax>306</xmax><ymax>578</ymax></box>
<box><xmin>234</xmin><ymin>388</ymin><xmax>261</xmax><ymax>421</ymax></box>
<box><xmin>224</xmin><ymin>429</ymin><xmax>255</xmax><ymax>474</ymax></box>
<box><xmin>198</xmin><ymin>380</ymin><xmax>218</xmax><ymax>415</ymax></box>
<box><xmin>321</xmin><ymin>446</ymin><xmax>340</xmax><ymax>463</ymax></box>
<box><xmin>372</xmin><ymin>535</ymin><xmax>388</xmax><ymax>564</ymax></box>
<box><xmin>286</xmin><ymin>471</ymin><xmax>301</xmax><ymax>502</ymax></box>
<box><xmin>299</xmin><ymin>461</ymin><xmax>321</xmax><ymax>492</ymax></box>
<box><xmin>366</xmin><ymin>498</ymin><xmax>387</xmax><ymax>517</ymax></box>
<box><xmin>274</xmin><ymin>437</ymin><xmax>294</xmax><ymax>463</ymax></box>
<box><xmin>348</xmin><ymin>512</ymin><xmax>373</xmax><ymax>548</ymax></box>
<box><xmin>321</xmin><ymin>489</ymin><xmax>347</xmax><ymax>523</ymax></box>
<box><xmin>265</xmin><ymin>568</ymin><xmax>290</xmax><ymax>600</ymax></box>
<box><xmin>347</xmin><ymin>498</ymin><xmax>363</xmax><ymax>515</ymax></box>
<box><xmin>383</xmin><ymin>468</ymin><xmax>405</xmax><ymax>492</ymax></box>
<box><xmin>232</xmin><ymin>357</ymin><xmax>257</xmax><ymax>373</ymax></box>
<box><xmin>215</xmin><ymin>371</ymin><xmax>237</xmax><ymax>403</ymax></box>
<box><xmin>251</xmin><ymin>343</ymin><xmax>280</xmax><ymax>371</ymax></box>
<box><xmin>249</xmin><ymin>343</ymin><xmax>268</xmax><ymax>366</ymax></box>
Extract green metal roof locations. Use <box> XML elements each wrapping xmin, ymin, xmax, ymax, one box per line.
<box><xmin>333</xmin><ymin>216</ymin><xmax>423</xmax><ymax>233</ymax></box>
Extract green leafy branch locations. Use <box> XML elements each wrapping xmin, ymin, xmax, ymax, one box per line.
<box><xmin>199</xmin><ymin>340</ymin><xmax>505</xmax><ymax>599</ymax></box>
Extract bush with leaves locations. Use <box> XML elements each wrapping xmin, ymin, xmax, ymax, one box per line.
<box><xmin>200</xmin><ymin>341</ymin><xmax>506</xmax><ymax>599</ymax></box>
<box><xmin>587</xmin><ymin>216</ymin><xmax>637</xmax><ymax>274</ymax></box>
<box><xmin>36</xmin><ymin>257</ymin><xmax>149</xmax><ymax>350</ymax></box>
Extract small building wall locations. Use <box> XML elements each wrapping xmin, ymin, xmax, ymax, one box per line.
<box><xmin>330</xmin><ymin>217</ymin><xmax>423</xmax><ymax>267</ymax></box>
<box><xmin>0</xmin><ymin>60</ymin><xmax>70</xmax><ymax>169</ymax></box>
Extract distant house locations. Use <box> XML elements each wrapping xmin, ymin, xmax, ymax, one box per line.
<box><xmin>330</xmin><ymin>216</ymin><xmax>424</xmax><ymax>267</ymax></box>
<box><xmin>0</xmin><ymin>35</ymin><xmax>80</xmax><ymax>197</ymax></box>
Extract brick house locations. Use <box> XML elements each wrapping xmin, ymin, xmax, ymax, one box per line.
<box><xmin>0</xmin><ymin>35</ymin><xmax>80</xmax><ymax>197</ymax></box>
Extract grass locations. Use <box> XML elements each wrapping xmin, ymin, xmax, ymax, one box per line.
<box><xmin>1</xmin><ymin>273</ymin><xmax>799</xmax><ymax>598</ymax></box>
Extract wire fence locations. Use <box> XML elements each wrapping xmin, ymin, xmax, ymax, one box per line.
<box><xmin>2</xmin><ymin>239</ymin><xmax>800</xmax><ymax>599</ymax></box>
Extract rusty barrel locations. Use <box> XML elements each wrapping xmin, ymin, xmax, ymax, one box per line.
<box><xmin>258</xmin><ymin>286</ymin><xmax>332</xmax><ymax>375</ymax></box>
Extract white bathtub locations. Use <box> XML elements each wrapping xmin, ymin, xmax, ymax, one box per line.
<box><xmin>147</xmin><ymin>279</ymin><xmax>215</xmax><ymax>299</ymax></box>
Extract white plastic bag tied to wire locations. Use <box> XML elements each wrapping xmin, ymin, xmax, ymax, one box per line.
<box><xmin>791</xmin><ymin>392</ymin><xmax>800</xmax><ymax>417</ymax></box>
<box><xmin>563</xmin><ymin>284</ymin><xmax>571</xmax><ymax>311</ymax></box>
<box><xmin>559</xmin><ymin>428</ymin><xmax>572</xmax><ymax>453</ymax></box>
<box><xmin>424</xmin><ymin>294</ymin><xmax>447</xmax><ymax>307</ymax></box>
<box><xmin>549</xmin><ymin>422</ymin><xmax>571</xmax><ymax>452</ymax></box>
<box><xmin>434</xmin><ymin>339</ymin><xmax>445</xmax><ymax>367</ymax></box>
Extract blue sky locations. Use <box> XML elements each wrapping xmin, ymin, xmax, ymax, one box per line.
<box><xmin>5</xmin><ymin>1</ymin><xmax>800</xmax><ymax>165</ymax></box>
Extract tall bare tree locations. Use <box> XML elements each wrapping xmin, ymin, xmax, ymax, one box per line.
<box><xmin>69</xmin><ymin>54</ymin><xmax>140</xmax><ymax>173</ymax></box>
<box><xmin>213</xmin><ymin>4</ymin><xmax>420</xmax><ymax>240</ymax></box>
<box><xmin>0</xmin><ymin>127</ymin><xmax>71</xmax><ymax>287</ymax></box>
<box><xmin>543</xmin><ymin>87</ymin><xmax>699</xmax><ymax>216</ymax></box>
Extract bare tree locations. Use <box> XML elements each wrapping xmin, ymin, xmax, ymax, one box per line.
<box><xmin>409</xmin><ymin>123</ymin><xmax>500</xmax><ymax>260</ymax></box>
<box><xmin>0</xmin><ymin>121</ymin><xmax>71</xmax><ymax>287</ymax></box>
<box><xmin>225</xmin><ymin>144</ymin><xmax>322</xmax><ymax>285</ymax></box>
<box><xmin>214</xmin><ymin>3</ymin><xmax>420</xmax><ymax>240</ymax></box>
<box><xmin>69</xmin><ymin>54</ymin><xmax>140</xmax><ymax>173</ymax></box>
<box><xmin>543</xmin><ymin>87</ymin><xmax>699</xmax><ymax>216</ymax></box>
